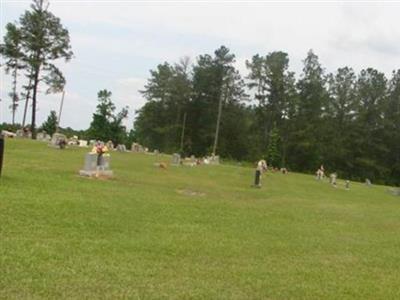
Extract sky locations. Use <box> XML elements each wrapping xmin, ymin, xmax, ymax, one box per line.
<box><xmin>1</xmin><ymin>0</ymin><xmax>400</xmax><ymax>130</ymax></box>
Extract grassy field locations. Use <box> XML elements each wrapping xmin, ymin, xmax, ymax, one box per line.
<box><xmin>1</xmin><ymin>139</ymin><xmax>400</xmax><ymax>299</ymax></box>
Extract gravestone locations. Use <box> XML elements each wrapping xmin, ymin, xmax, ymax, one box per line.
<box><xmin>68</xmin><ymin>136</ymin><xmax>78</xmax><ymax>146</ymax></box>
<box><xmin>345</xmin><ymin>180</ymin><xmax>350</xmax><ymax>190</ymax></box>
<box><xmin>50</xmin><ymin>133</ymin><xmax>67</xmax><ymax>148</ymax></box>
<box><xmin>131</xmin><ymin>143</ymin><xmax>139</xmax><ymax>152</ymax></box>
<box><xmin>171</xmin><ymin>153</ymin><xmax>181</xmax><ymax>166</ymax></box>
<box><xmin>330</xmin><ymin>173</ymin><xmax>337</xmax><ymax>187</ymax></box>
<box><xmin>116</xmin><ymin>144</ymin><xmax>127</xmax><ymax>152</ymax></box>
<box><xmin>16</xmin><ymin>128</ymin><xmax>31</xmax><ymax>139</ymax></box>
<box><xmin>389</xmin><ymin>188</ymin><xmax>400</xmax><ymax>196</ymax></box>
<box><xmin>79</xmin><ymin>153</ymin><xmax>113</xmax><ymax>177</ymax></box>
<box><xmin>78</xmin><ymin>140</ymin><xmax>88</xmax><ymax>147</ymax></box>
<box><xmin>37</xmin><ymin>131</ymin><xmax>51</xmax><ymax>142</ymax></box>
<box><xmin>1</xmin><ymin>130</ymin><xmax>16</xmax><ymax>138</ymax></box>
<box><xmin>365</xmin><ymin>178</ymin><xmax>372</xmax><ymax>187</ymax></box>
<box><xmin>209</xmin><ymin>155</ymin><xmax>220</xmax><ymax>165</ymax></box>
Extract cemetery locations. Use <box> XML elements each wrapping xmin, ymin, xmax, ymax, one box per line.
<box><xmin>1</xmin><ymin>138</ymin><xmax>400</xmax><ymax>299</ymax></box>
<box><xmin>1</xmin><ymin>1</ymin><xmax>400</xmax><ymax>298</ymax></box>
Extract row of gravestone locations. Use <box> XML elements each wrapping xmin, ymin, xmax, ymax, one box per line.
<box><xmin>44</xmin><ymin>134</ymin><xmax>149</xmax><ymax>153</ymax></box>
<box><xmin>79</xmin><ymin>152</ymin><xmax>220</xmax><ymax>178</ymax></box>
<box><xmin>171</xmin><ymin>153</ymin><xmax>220</xmax><ymax>166</ymax></box>
<box><xmin>10</xmin><ymin>130</ymin><xmax>150</xmax><ymax>154</ymax></box>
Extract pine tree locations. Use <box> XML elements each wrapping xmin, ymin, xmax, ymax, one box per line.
<box><xmin>40</xmin><ymin>110</ymin><xmax>57</xmax><ymax>136</ymax></box>
<box><xmin>0</xmin><ymin>23</ymin><xmax>25</xmax><ymax>125</ymax></box>
<box><xmin>88</xmin><ymin>90</ymin><xmax>128</xmax><ymax>145</ymax></box>
<box><xmin>18</xmin><ymin>0</ymin><xmax>73</xmax><ymax>138</ymax></box>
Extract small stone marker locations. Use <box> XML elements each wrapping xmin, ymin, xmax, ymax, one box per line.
<box><xmin>365</xmin><ymin>178</ymin><xmax>372</xmax><ymax>187</ymax></box>
<box><xmin>171</xmin><ymin>153</ymin><xmax>181</xmax><ymax>166</ymax></box>
<box><xmin>330</xmin><ymin>173</ymin><xmax>337</xmax><ymax>187</ymax></box>
<box><xmin>345</xmin><ymin>180</ymin><xmax>350</xmax><ymax>190</ymax></box>
<box><xmin>37</xmin><ymin>131</ymin><xmax>51</xmax><ymax>142</ymax></box>
<box><xmin>131</xmin><ymin>143</ymin><xmax>140</xmax><ymax>152</ymax></box>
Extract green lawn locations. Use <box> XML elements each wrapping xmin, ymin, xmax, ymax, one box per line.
<box><xmin>1</xmin><ymin>139</ymin><xmax>399</xmax><ymax>299</ymax></box>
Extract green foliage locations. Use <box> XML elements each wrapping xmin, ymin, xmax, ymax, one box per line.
<box><xmin>134</xmin><ymin>47</ymin><xmax>399</xmax><ymax>185</ymax></box>
<box><xmin>40</xmin><ymin>110</ymin><xmax>57</xmax><ymax>136</ymax></box>
<box><xmin>0</xmin><ymin>122</ymin><xmax>22</xmax><ymax>133</ymax></box>
<box><xmin>266</xmin><ymin>126</ymin><xmax>281</xmax><ymax>168</ymax></box>
<box><xmin>0</xmin><ymin>22</ymin><xmax>25</xmax><ymax>124</ymax></box>
<box><xmin>58</xmin><ymin>126</ymin><xmax>87</xmax><ymax>140</ymax></box>
<box><xmin>136</xmin><ymin>59</ymin><xmax>194</xmax><ymax>153</ymax></box>
<box><xmin>136</xmin><ymin>46</ymin><xmax>248</xmax><ymax>157</ymax></box>
<box><xmin>87</xmin><ymin>89</ymin><xmax>128</xmax><ymax>145</ymax></box>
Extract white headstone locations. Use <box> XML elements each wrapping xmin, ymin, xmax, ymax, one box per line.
<box><xmin>78</xmin><ymin>140</ymin><xmax>88</xmax><ymax>147</ymax></box>
<box><xmin>171</xmin><ymin>153</ymin><xmax>181</xmax><ymax>166</ymax></box>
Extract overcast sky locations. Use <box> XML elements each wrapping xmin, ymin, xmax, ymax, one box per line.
<box><xmin>1</xmin><ymin>0</ymin><xmax>399</xmax><ymax>130</ymax></box>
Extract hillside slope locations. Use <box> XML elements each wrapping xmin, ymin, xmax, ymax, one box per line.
<box><xmin>1</xmin><ymin>139</ymin><xmax>399</xmax><ymax>299</ymax></box>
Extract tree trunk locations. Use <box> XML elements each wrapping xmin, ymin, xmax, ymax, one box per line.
<box><xmin>11</xmin><ymin>66</ymin><xmax>18</xmax><ymax>125</ymax></box>
<box><xmin>31</xmin><ymin>68</ymin><xmax>40</xmax><ymax>139</ymax></box>
<box><xmin>180</xmin><ymin>111</ymin><xmax>187</xmax><ymax>153</ymax></box>
<box><xmin>22</xmin><ymin>77</ymin><xmax>32</xmax><ymax>128</ymax></box>
<box><xmin>212</xmin><ymin>83</ymin><xmax>229</xmax><ymax>155</ymax></box>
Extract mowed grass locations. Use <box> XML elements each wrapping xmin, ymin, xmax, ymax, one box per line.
<box><xmin>1</xmin><ymin>139</ymin><xmax>400</xmax><ymax>299</ymax></box>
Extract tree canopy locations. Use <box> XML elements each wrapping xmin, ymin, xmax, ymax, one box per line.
<box><xmin>135</xmin><ymin>46</ymin><xmax>400</xmax><ymax>186</ymax></box>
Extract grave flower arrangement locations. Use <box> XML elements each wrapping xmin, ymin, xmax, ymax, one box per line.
<box><xmin>91</xmin><ymin>143</ymin><xmax>110</xmax><ymax>157</ymax></box>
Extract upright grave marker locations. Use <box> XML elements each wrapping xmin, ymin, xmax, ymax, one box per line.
<box><xmin>171</xmin><ymin>153</ymin><xmax>181</xmax><ymax>166</ymax></box>
<box><xmin>79</xmin><ymin>143</ymin><xmax>113</xmax><ymax>178</ymax></box>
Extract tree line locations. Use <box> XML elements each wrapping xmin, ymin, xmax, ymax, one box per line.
<box><xmin>135</xmin><ymin>46</ymin><xmax>400</xmax><ymax>186</ymax></box>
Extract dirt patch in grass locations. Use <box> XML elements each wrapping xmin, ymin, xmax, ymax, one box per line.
<box><xmin>176</xmin><ymin>189</ymin><xmax>206</xmax><ymax>197</ymax></box>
